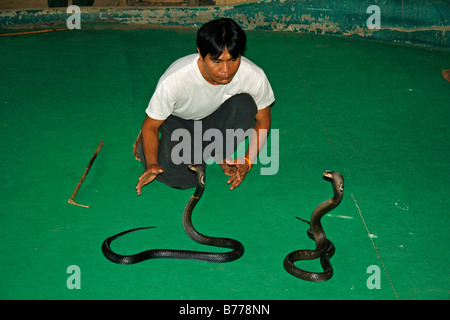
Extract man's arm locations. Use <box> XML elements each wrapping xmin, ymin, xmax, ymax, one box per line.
<box><xmin>226</xmin><ymin>105</ymin><xmax>272</xmax><ymax>190</ymax></box>
<box><xmin>135</xmin><ymin>115</ymin><xmax>165</xmax><ymax>195</ymax></box>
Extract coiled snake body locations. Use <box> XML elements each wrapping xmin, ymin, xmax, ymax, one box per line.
<box><xmin>102</xmin><ymin>165</ymin><xmax>244</xmax><ymax>264</ymax></box>
<box><xmin>283</xmin><ymin>171</ymin><xmax>344</xmax><ymax>282</ymax></box>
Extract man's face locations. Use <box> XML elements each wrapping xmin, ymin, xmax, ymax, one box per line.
<box><xmin>197</xmin><ymin>47</ymin><xmax>241</xmax><ymax>85</ymax></box>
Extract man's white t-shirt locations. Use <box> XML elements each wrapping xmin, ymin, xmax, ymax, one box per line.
<box><xmin>146</xmin><ymin>54</ymin><xmax>275</xmax><ymax>121</ymax></box>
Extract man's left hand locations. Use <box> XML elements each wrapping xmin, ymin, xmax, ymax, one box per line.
<box><xmin>224</xmin><ymin>158</ymin><xmax>250</xmax><ymax>190</ymax></box>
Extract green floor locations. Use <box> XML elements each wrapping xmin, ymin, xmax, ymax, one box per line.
<box><xmin>1</xmin><ymin>24</ymin><xmax>449</xmax><ymax>300</ymax></box>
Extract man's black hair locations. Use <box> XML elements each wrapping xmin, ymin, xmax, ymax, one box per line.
<box><xmin>197</xmin><ymin>18</ymin><xmax>246</xmax><ymax>59</ymax></box>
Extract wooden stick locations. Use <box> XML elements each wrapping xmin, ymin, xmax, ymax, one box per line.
<box><xmin>68</xmin><ymin>141</ymin><xmax>104</xmax><ymax>208</ymax></box>
<box><xmin>0</xmin><ymin>28</ymin><xmax>68</xmax><ymax>37</ymax></box>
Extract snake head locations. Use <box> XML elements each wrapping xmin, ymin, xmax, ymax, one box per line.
<box><xmin>188</xmin><ymin>164</ymin><xmax>205</xmax><ymax>187</ymax></box>
<box><xmin>323</xmin><ymin>170</ymin><xmax>334</xmax><ymax>179</ymax></box>
<box><xmin>323</xmin><ymin>170</ymin><xmax>344</xmax><ymax>193</ymax></box>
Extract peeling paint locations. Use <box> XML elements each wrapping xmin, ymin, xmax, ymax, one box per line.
<box><xmin>0</xmin><ymin>0</ymin><xmax>448</xmax><ymax>49</ymax></box>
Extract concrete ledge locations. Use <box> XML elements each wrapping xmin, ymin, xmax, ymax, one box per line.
<box><xmin>1</xmin><ymin>0</ymin><xmax>448</xmax><ymax>49</ymax></box>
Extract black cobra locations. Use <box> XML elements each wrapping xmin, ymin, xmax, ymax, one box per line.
<box><xmin>283</xmin><ymin>170</ymin><xmax>344</xmax><ymax>282</ymax></box>
<box><xmin>102</xmin><ymin>164</ymin><xmax>244</xmax><ymax>264</ymax></box>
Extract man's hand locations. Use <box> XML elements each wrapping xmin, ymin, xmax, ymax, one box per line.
<box><xmin>135</xmin><ymin>116</ymin><xmax>165</xmax><ymax>195</ymax></box>
<box><xmin>136</xmin><ymin>165</ymin><xmax>163</xmax><ymax>195</ymax></box>
<box><xmin>219</xmin><ymin>161</ymin><xmax>237</xmax><ymax>176</ymax></box>
<box><xmin>222</xmin><ymin>106</ymin><xmax>270</xmax><ymax>191</ymax></box>
<box><xmin>223</xmin><ymin>158</ymin><xmax>250</xmax><ymax>190</ymax></box>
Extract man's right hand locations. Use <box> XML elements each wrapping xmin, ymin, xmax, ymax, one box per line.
<box><xmin>136</xmin><ymin>165</ymin><xmax>163</xmax><ymax>195</ymax></box>
<box><xmin>135</xmin><ymin>116</ymin><xmax>165</xmax><ymax>195</ymax></box>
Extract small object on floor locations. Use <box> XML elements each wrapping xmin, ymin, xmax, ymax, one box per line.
<box><xmin>0</xmin><ymin>28</ymin><xmax>68</xmax><ymax>37</ymax></box>
<box><xmin>442</xmin><ymin>69</ymin><xmax>450</xmax><ymax>82</ymax></box>
<box><xmin>68</xmin><ymin>140</ymin><xmax>104</xmax><ymax>208</ymax></box>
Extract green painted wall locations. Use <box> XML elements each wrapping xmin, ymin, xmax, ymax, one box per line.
<box><xmin>1</xmin><ymin>0</ymin><xmax>449</xmax><ymax>49</ymax></box>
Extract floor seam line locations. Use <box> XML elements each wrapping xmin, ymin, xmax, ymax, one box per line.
<box><xmin>351</xmin><ymin>193</ymin><xmax>399</xmax><ymax>300</ymax></box>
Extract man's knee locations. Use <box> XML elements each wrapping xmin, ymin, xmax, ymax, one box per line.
<box><xmin>229</xmin><ymin>93</ymin><xmax>257</xmax><ymax>117</ymax></box>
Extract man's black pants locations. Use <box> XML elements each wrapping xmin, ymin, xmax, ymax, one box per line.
<box><xmin>137</xmin><ymin>93</ymin><xmax>257</xmax><ymax>189</ymax></box>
